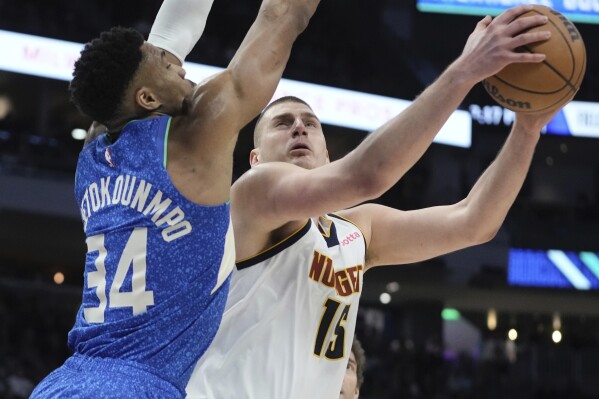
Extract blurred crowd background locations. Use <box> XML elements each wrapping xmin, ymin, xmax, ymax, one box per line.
<box><xmin>1</xmin><ymin>0</ymin><xmax>599</xmax><ymax>398</ymax></box>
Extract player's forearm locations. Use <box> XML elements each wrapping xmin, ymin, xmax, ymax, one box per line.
<box><xmin>344</xmin><ymin>6</ymin><xmax>551</xmax><ymax>199</ymax></box>
<box><xmin>226</xmin><ymin>0</ymin><xmax>320</xmax><ymax>128</ymax></box>
<box><xmin>148</xmin><ymin>0</ymin><xmax>215</xmax><ymax>64</ymax></box>
<box><xmin>461</xmin><ymin>125</ymin><xmax>539</xmax><ymax>242</ymax></box>
<box><xmin>251</xmin><ymin>0</ymin><xmax>319</xmax><ymax>46</ymax></box>
<box><xmin>342</xmin><ymin>63</ymin><xmax>474</xmax><ymax>198</ymax></box>
<box><xmin>268</xmin><ymin>0</ymin><xmax>321</xmax><ymax>32</ymax></box>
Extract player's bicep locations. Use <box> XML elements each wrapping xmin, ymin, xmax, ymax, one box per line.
<box><xmin>234</xmin><ymin>163</ymin><xmax>367</xmax><ymax>229</ymax></box>
<box><xmin>175</xmin><ymin>71</ymin><xmax>241</xmax><ymax>146</ymax></box>
<box><xmin>365</xmin><ymin>203</ymin><xmax>474</xmax><ymax>269</ymax></box>
<box><xmin>238</xmin><ymin>166</ymin><xmax>331</xmax><ymax>223</ymax></box>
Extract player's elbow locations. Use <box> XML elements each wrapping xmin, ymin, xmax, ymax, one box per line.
<box><xmin>352</xmin><ymin>173</ymin><xmax>389</xmax><ymax>201</ymax></box>
<box><xmin>465</xmin><ymin>216</ymin><xmax>501</xmax><ymax>246</ymax></box>
<box><xmin>455</xmin><ymin>205</ymin><xmax>501</xmax><ymax>247</ymax></box>
<box><xmin>472</xmin><ymin>225</ymin><xmax>500</xmax><ymax>245</ymax></box>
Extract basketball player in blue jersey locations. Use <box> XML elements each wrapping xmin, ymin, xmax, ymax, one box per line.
<box><xmin>187</xmin><ymin>6</ymin><xmax>570</xmax><ymax>399</ymax></box>
<box><xmin>30</xmin><ymin>0</ymin><xmax>322</xmax><ymax>397</ymax></box>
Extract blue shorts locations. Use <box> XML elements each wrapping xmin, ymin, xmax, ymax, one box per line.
<box><xmin>30</xmin><ymin>354</ymin><xmax>183</xmax><ymax>398</ymax></box>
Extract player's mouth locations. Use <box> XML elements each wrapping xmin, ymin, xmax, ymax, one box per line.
<box><xmin>288</xmin><ymin>142</ymin><xmax>311</xmax><ymax>154</ymax></box>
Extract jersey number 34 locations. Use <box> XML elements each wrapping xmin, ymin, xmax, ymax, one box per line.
<box><xmin>83</xmin><ymin>227</ymin><xmax>155</xmax><ymax>323</ymax></box>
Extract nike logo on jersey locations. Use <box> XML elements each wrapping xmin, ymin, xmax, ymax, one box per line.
<box><xmin>309</xmin><ymin>251</ymin><xmax>363</xmax><ymax>297</ymax></box>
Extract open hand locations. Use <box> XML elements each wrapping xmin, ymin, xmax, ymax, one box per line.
<box><xmin>455</xmin><ymin>5</ymin><xmax>551</xmax><ymax>85</ymax></box>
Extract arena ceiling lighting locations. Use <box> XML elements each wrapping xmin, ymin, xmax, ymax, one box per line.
<box><xmin>0</xmin><ymin>29</ymin><xmax>472</xmax><ymax>148</ymax></box>
<box><xmin>417</xmin><ymin>0</ymin><xmax>599</xmax><ymax>25</ymax></box>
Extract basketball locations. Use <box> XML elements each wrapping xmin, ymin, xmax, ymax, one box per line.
<box><xmin>482</xmin><ymin>5</ymin><xmax>586</xmax><ymax>113</ymax></box>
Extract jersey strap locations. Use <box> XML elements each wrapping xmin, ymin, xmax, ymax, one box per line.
<box><xmin>236</xmin><ymin>220</ymin><xmax>312</xmax><ymax>270</ymax></box>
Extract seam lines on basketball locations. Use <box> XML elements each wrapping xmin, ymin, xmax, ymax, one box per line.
<box><xmin>531</xmin><ymin>7</ymin><xmax>579</xmax><ymax>87</ymax></box>
<box><xmin>485</xmin><ymin>7</ymin><xmax>585</xmax><ymax>113</ymax></box>
<box><xmin>531</xmin><ymin>47</ymin><xmax>577</xmax><ymax>92</ymax></box>
<box><xmin>494</xmin><ymin>44</ymin><xmax>575</xmax><ymax>94</ymax></box>
<box><xmin>494</xmin><ymin>11</ymin><xmax>580</xmax><ymax>94</ymax></box>
<box><xmin>536</xmin><ymin>39</ymin><xmax>586</xmax><ymax>113</ymax></box>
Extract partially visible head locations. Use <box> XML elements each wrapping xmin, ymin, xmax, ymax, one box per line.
<box><xmin>250</xmin><ymin>96</ymin><xmax>328</xmax><ymax>169</ymax></box>
<box><xmin>70</xmin><ymin>27</ymin><xmax>193</xmax><ymax>128</ymax></box>
<box><xmin>340</xmin><ymin>336</ymin><xmax>366</xmax><ymax>399</ymax></box>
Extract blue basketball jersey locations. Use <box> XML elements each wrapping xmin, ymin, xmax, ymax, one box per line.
<box><xmin>39</xmin><ymin>116</ymin><xmax>235</xmax><ymax>396</ymax></box>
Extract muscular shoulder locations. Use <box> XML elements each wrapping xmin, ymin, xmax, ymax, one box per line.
<box><xmin>231</xmin><ymin>163</ymin><xmax>311</xmax><ymax>249</ymax></box>
<box><xmin>169</xmin><ymin>71</ymin><xmax>236</xmax><ymax>138</ymax></box>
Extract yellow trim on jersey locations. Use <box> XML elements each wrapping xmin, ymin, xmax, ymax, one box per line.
<box><xmin>317</xmin><ymin>215</ymin><xmax>333</xmax><ymax>238</ymax></box>
<box><xmin>236</xmin><ymin>219</ymin><xmax>311</xmax><ymax>264</ymax></box>
<box><xmin>312</xmin><ymin>297</ymin><xmax>343</xmax><ymax>359</ymax></box>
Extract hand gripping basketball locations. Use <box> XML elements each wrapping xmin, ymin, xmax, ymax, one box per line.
<box><xmin>482</xmin><ymin>5</ymin><xmax>587</xmax><ymax>113</ymax></box>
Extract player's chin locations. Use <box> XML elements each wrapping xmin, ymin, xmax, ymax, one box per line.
<box><xmin>289</xmin><ymin>156</ymin><xmax>317</xmax><ymax>170</ymax></box>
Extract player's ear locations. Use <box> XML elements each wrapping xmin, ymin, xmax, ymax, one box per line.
<box><xmin>135</xmin><ymin>87</ymin><xmax>161</xmax><ymax>112</ymax></box>
<box><xmin>249</xmin><ymin>149</ymin><xmax>261</xmax><ymax>167</ymax></box>
<box><xmin>353</xmin><ymin>387</ymin><xmax>359</xmax><ymax>399</ymax></box>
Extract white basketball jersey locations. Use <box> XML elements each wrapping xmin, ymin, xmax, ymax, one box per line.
<box><xmin>186</xmin><ymin>214</ymin><xmax>366</xmax><ymax>399</ymax></box>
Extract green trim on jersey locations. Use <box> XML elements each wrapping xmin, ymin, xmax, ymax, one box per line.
<box><xmin>163</xmin><ymin>117</ymin><xmax>172</xmax><ymax>168</ymax></box>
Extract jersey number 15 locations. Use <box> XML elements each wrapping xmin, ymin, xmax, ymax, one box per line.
<box><xmin>314</xmin><ymin>298</ymin><xmax>351</xmax><ymax>360</ymax></box>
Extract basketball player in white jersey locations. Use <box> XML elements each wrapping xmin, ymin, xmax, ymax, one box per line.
<box><xmin>186</xmin><ymin>5</ymin><xmax>564</xmax><ymax>399</ymax></box>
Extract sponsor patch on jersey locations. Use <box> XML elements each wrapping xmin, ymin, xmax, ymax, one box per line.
<box><xmin>340</xmin><ymin>231</ymin><xmax>361</xmax><ymax>247</ymax></box>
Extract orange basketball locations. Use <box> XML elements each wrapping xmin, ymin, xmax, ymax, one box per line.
<box><xmin>482</xmin><ymin>5</ymin><xmax>586</xmax><ymax>113</ymax></box>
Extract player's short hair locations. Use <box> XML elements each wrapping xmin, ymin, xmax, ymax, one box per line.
<box><xmin>70</xmin><ymin>27</ymin><xmax>145</xmax><ymax>124</ymax></box>
<box><xmin>253</xmin><ymin>96</ymin><xmax>313</xmax><ymax>147</ymax></box>
<box><xmin>352</xmin><ymin>336</ymin><xmax>366</xmax><ymax>389</ymax></box>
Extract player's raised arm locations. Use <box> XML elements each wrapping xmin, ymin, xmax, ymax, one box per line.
<box><xmin>351</xmin><ymin>107</ymin><xmax>562</xmax><ymax>269</ymax></box>
<box><xmin>167</xmin><ymin>0</ymin><xmax>321</xmax><ymax>205</ymax></box>
<box><xmin>179</xmin><ymin>0</ymin><xmax>321</xmax><ymax>136</ymax></box>
<box><xmin>233</xmin><ymin>5</ymin><xmax>550</xmax><ymax>231</ymax></box>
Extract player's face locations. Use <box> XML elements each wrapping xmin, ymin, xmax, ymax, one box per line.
<box><xmin>339</xmin><ymin>351</ymin><xmax>359</xmax><ymax>399</ymax></box>
<box><xmin>253</xmin><ymin>102</ymin><xmax>328</xmax><ymax>169</ymax></box>
<box><xmin>135</xmin><ymin>43</ymin><xmax>195</xmax><ymax>116</ymax></box>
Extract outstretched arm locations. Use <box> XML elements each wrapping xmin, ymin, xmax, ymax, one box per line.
<box><xmin>184</xmin><ymin>0</ymin><xmax>321</xmax><ymax>132</ymax></box>
<box><xmin>353</xmin><ymin>108</ymin><xmax>561</xmax><ymax>269</ymax></box>
<box><xmin>234</xmin><ymin>5</ymin><xmax>551</xmax><ymax>229</ymax></box>
<box><xmin>169</xmin><ymin>0</ymin><xmax>321</xmax><ymax>205</ymax></box>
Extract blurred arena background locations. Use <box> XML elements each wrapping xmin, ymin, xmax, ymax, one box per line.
<box><xmin>1</xmin><ymin>0</ymin><xmax>599</xmax><ymax>398</ymax></box>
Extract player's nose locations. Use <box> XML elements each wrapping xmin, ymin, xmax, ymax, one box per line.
<box><xmin>291</xmin><ymin>118</ymin><xmax>308</xmax><ymax>136</ymax></box>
